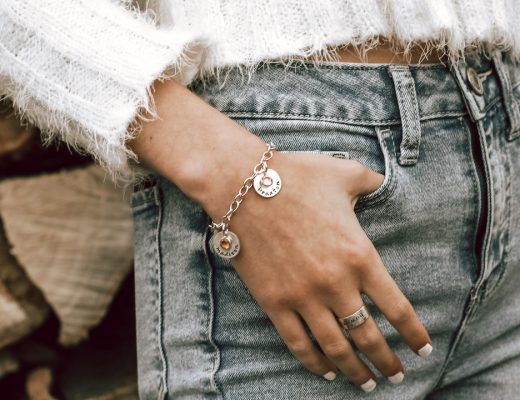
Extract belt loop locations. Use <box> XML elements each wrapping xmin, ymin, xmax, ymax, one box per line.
<box><xmin>492</xmin><ymin>51</ymin><xmax>520</xmax><ymax>141</ymax></box>
<box><xmin>389</xmin><ymin>65</ymin><xmax>422</xmax><ymax>165</ymax></box>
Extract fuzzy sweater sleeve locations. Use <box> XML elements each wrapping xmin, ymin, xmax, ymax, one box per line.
<box><xmin>0</xmin><ymin>0</ymin><xmax>208</xmax><ymax>181</ymax></box>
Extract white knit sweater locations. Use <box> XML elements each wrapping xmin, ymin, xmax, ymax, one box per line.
<box><xmin>1</xmin><ymin>0</ymin><xmax>519</xmax><ymax>181</ymax></box>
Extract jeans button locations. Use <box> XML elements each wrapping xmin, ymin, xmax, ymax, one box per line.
<box><xmin>466</xmin><ymin>66</ymin><xmax>484</xmax><ymax>95</ymax></box>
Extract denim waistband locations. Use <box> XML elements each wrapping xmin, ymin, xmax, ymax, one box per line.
<box><xmin>189</xmin><ymin>51</ymin><xmax>519</xmax><ymax>130</ymax></box>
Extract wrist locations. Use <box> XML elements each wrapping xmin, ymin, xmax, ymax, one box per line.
<box><xmin>170</xmin><ymin>130</ymin><xmax>273</xmax><ymax>222</ymax></box>
<box><xmin>126</xmin><ymin>78</ymin><xmax>283</xmax><ymax>221</ymax></box>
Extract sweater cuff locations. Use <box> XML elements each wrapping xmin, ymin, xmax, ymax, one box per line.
<box><xmin>0</xmin><ymin>0</ymin><xmax>210</xmax><ymax>182</ymax></box>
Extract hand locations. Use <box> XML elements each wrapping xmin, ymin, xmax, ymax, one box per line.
<box><xmin>126</xmin><ymin>78</ymin><xmax>432</xmax><ymax>390</ymax></box>
<box><xmin>220</xmin><ymin>151</ymin><xmax>432</xmax><ymax>391</ymax></box>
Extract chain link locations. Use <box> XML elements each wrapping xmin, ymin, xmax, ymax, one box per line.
<box><xmin>208</xmin><ymin>141</ymin><xmax>277</xmax><ymax>233</ymax></box>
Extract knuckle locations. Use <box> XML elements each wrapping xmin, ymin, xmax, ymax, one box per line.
<box><xmin>354</xmin><ymin>330</ymin><xmax>381</xmax><ymax>352</ymax></box>
<box><xmin>259</xmin><ymin>290</ymin><xmax>291</xmax><ymax>310</ymax></box>
<box><xmin>286</xmin><ymin>339</ymin><xmax>311</xmax><ymax>356</ymax></box>
<box><xmin>263</xmin><ymin>290</ymin><xmax>312</xmax><ymax>311</ymax></box>
<box><xmin>322</xmin><ymin>340</ymin><xmax>351</xmax><ymax>359</ymax></box>
<box><xmin>350</xmin><ymin>160</ymin><xmax>378</xmax><ymax>187</ymax></box>
<box><xmin>286</xmin><ymin>295</ymin><xmax>309</xmax><ymax>310</ymax></box>
<box><xmin>347</xmin><ymin>159</ymin><xmax>368</xmax><ymax>178</ymax></box>
<box><xmin>390</xmin><ymin>299</ymin><xmax>415</xmax><ymax>325</ymax></box>
<box><xmin>345</xmin><ymin>243</ymin><xmax>373</xmax><ymax>269</ymax></box>
<box><xmin>314</xmin><ymin>268</ymin><xmax>344</xmax><ymax>291</ymax></box>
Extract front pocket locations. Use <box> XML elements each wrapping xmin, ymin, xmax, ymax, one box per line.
<box><xmin>276</xmin><ymin>127</ymin><xmax>398</xmax><ymax>211</ymax></box>
<box><xmin>229</xmin><ymin>117</ymin><xmax>399</xmax><ymax>211</ymax></box>
<box><xmin>354</xmin><ymin>127</ymin><xmax>398</xmax><ymax>211</ymax></box>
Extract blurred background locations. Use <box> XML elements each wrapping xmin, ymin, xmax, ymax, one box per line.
<box><xmin>0</xmin><ymin>99</ymin><xmax>138</xmax><ymax>399</ymax></box>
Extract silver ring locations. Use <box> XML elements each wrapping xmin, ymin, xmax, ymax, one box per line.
<box><xmin>337</xmin><ymin>305</ymin><xmax>370</xmax><ymax>331</ymax></box>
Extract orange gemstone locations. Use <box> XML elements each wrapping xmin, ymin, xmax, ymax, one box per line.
<box><xmin>220</xmin><ymin>236</ymin><xmax>232</xmax><ymax>250</ymax></box>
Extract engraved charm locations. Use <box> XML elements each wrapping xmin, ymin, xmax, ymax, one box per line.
<box><xmin>210</xmin><ymin>230</ymin><xmax>241</xmax><ymax>258</ymax></box>
<box><xmin>253</xmin><ymin>168</ymin><xmax>282</xmax><ymax>198</ymax></box>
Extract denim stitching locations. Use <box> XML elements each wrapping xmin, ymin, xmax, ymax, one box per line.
<box><xmin>420</xmin><ymin>111</ymin><xmax>468</xmax><ymax>120</ymax></box>
<box><xmin>427</xmin><ymin>116</ymin><xmax>485</xmax><ymax>391</ymax></box>
<box><xmin>153</xmin><ymin>183</ymin><xmax>169</xmax><ymax>400</ymax></box>
<box><xmin>354</xmin><ymin>128</ymin><xmax>398</xmax><ymax>211</ymax></box>
<box><xmin>227</xmin><ymin>111</ymin><xmax>400</xmax><ymax>124</ymax></box>
<box><xmin>389</xmin><ymin>65</ymin><xmax>422</xmax><ymax>165</ymax></box>
<box><xmin>480</xmin><ymin>133</ymin><xmax>513</xmax><ymax>301</ymax></box>
<box><xmin>202</xmin><ymin>215</ymin><xmax>224</xmax><ymax>399</ymax></box>
<box><xmin>458</xmin><ymin>116</ymin><xmax>482</xmax><ymax>283</ymax></box>
<box><xmin>131</xmin><ymin>182</ymin><xmax>159</xmax><ymax>211</ymax></box>
<box><xmin>225</xmin><ymin>111</ymin><xmax>467</xmax><ymax>125</ymax></box>
<box><xmin>261</xmin><ymin>61</ymin><xmax>448</xmax><ymax>71</ymax></box>
<box><xmin>493</xmin><ymin>52</ymin><xmax>520</xmax><ymax>141</ymax></box>
<box><xmin>481</xmin><ymin>96</ymin><xmax>503</xmax><ymax>116</ymax></box>
<box><xmin>431</xmin><ymin>292</ymin><xmax>480</xmax><ymax>390</ymax></box>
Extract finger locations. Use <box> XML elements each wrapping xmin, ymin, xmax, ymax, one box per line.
<box><xmin>346</xmin><ymin>160</ymin><xmax>385</xmax><ymax>198</ymax></box>
<box><xmin>299</xmin><ymin>305</ymin><xmax>378</xmax><ymax>392</ymax></box>
<box><xmin>268</xmin><ymin>309</ymin><xmax>339</xmax><ymax>381</ymax></box>
<box><xmin>361</xmin><ymin>250</ymin><xmax>433</xmax><ymax>357</ymax></box>
<box><xmin>333</xmin><ymin>299</ymin><xmax>405</xmax><ymax>384</ymax></box>
<box><xmin>358</xmin><ymin>167</ymin><xmax>385</xmax><ymax>196</ymax></box>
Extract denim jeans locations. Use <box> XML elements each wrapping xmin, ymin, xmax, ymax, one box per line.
<box><xmin>131</xmin><ymin>51</ymin><xmax>520</xmax><ymax>399</ymax></box>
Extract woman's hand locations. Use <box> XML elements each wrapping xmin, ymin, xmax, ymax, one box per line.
<box><xmin>214</xmin><ymin>151</ymin><xmax>432</xmax><ymax>391</ymax></box>
<box><xmin>127</xmin><ymin>78</ymin><xmax>432</xmax><ymax>391</ymax></box>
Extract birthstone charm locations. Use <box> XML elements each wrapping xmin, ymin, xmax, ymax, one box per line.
<box><xmin>253</xmin><ymin>168</ymin><xmax>282</xmax><ymax>198</ymax></box>
<box><xmin>209</xmin><ymin>142</ymin><xmax>280</xmax><ymax>260</ymax></box>
<box><xmin>210</xmin><ymin>230</ymin><xmax>241</xmax><ymax>258</ymax></box>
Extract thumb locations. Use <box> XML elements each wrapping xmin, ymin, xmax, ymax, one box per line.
<box><xmin>357</xmin><ymin>167</ymin><xmax>385</xmax><ymax>196</ymax></box>
<box><xmin>346</xmin><ymin>161</ymin><xmax>385</xmax><ymax>204</ymax></box>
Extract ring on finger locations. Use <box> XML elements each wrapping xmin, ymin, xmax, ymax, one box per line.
<box><xmin>337</xmin><ymin>304</ymin><xmax>370</xmax><ymax>331</ymax></box>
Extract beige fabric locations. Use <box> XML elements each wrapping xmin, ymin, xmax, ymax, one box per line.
<box><xmin>0</xmin><ymin>350</ymin><xmax>19</xmax><ymax>379</ymax></box>
<box><xmin>0</xmin><ymin>222</ymin><xmax>49</xmax><ymax>350</ymax></box>
<box><xmin>0</xmin><ymin>281</ymin><xmax>25</xmax><ymax>330</ymax></box>
<box><xmin>26</xmin><ymin>367</ymin><xmax>56</xmax><ymax>400</ymax></box>
<box><xmin>0</xmin><ymin>165</ymin><xmax>133</xmax><ymax>346</ymax></box>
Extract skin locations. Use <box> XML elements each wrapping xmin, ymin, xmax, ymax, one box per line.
<box><xmin>128</xmin><ymin>72</ymin><xmax>432</xmax><ymax>390</ymax></box>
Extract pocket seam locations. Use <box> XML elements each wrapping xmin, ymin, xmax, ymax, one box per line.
<box><xmin>131</xmin><ymin>180</ymin><xmax>160</xmax><ymax>212</ymax></box>
<box><xmin>278</xmin><ymin>149</ymin><xmax>350</xmax><ymax>159</ymax></box>
<box><xmin>201</xmin><ymin>216</ymin><xmax>225</xmax><ymax>397</ymax></box>
<box><xmin>132</xmin><ymin>182</ymin><xmax>169</xmax><ymax>399</ymax></box>
<box><xmin>354</xmin><ymin>127</ymin><xmax>398</xmax><ymax>211</ymax></box>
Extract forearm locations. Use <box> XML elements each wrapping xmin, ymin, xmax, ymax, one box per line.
<box><xmin>0</xmin><ymin>0</ymin><xmax>203</xmax><ymax>180</ymax></box>
<box><xmin>128</xmin><ymin>78</ymin><xmax>276</xmax><ymax>220</ymax></box>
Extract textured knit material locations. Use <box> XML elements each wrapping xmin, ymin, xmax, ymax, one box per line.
<box><xmin>1</xmin><ymin>0</ymin><xmax>520</xmax><ymax>181</ymax></box>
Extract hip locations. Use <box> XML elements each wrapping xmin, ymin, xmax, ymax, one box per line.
<box><xmin>132</xmin><ymin>50</ymin><xmax>520</xmax><ymax>399</ymax></box>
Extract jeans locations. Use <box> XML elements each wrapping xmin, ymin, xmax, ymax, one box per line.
<box><xmin>131</xmin><ymin>51</ymin><xmax>520</xmax><ymax>399</ymax></box>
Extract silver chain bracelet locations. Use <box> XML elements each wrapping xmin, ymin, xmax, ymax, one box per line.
<box><xmin>208</xmin><ymin>141</ymin><xmax>282</xmax><ymax>258</ymax></box>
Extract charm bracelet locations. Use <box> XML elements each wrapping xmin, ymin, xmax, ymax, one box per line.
<box><xmin>208</xmin><ymin>141</ymin><xmax>282</xmax><ymax>258</ymax></box>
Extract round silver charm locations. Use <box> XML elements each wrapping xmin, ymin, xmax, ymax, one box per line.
<box><xmin>253</xmin><ymin>168</ymin><xmax>282</xmax><ymax>198</ymax></box>
<box><xmin>210</xmin><ymin>230</ymin><xmax>241</xmax><ymax>258</ymax></box>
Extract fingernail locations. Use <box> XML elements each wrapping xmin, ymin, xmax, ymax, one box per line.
<box><xmin>360</xmin><ymin>378</ymin><xmax>377</xmax><ymax>393</ymax></box>
<box><xmin>418</xmin><ymin>343</ymin><xmax>433</xmax><ymax>358</ymax></box>
<box><xmin>323</xmin><ymin>371</ymin><xmax>337</xmax><ymax>381</ymax></box>
<box><xmin>388</xmin><ymin>371</ymin><xmax>404</xmax><ymax>384</ymax></box>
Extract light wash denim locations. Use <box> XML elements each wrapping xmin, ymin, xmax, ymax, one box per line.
<box><xmin>131</xmin><ymin>51</ymin><xmax>520</xmax><ymax>399</ymax></box>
